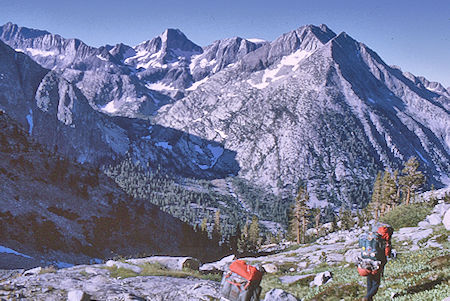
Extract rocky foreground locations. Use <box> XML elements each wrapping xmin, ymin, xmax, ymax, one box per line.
<box><xmin>1</xmin><ymin>202</ymin><xmax>449</xmax><ymax>301</ymax></box>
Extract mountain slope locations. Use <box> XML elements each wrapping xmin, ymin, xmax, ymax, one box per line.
<box><xmin>0</xmin><ymin>110</ymin><xmax>223</xmax><ymax>267</ymax></box>
<box><xmin>0</xmin><ymin>21</ymin><xmax>449</xmax><ymax>218</ymax></box>
<box><xmin>154</xmin><ymin>27</ymin><xmax>450</xmax><ymax>206</ymax></box>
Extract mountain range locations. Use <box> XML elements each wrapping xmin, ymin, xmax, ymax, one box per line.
<box><xmin>0</xmin><ymin>21</ymin><xmax>449</xmax><ymax>224</ymax></box>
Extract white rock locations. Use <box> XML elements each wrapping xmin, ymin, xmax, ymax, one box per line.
<box><xmin>23</xmin><ymin>266</ymin><xmax>42</xmax><ymax>276</ymax></box>
<box><xmin>426</xmin><ymin>214</ymin><xmax>442</xmax><ymax>225</ymax></box>
<box><xmin>344</xmin><ymin>249</ymin><xmax>360</xmax><ymax>263</ymax></box>
<box><xmin>426</xmin><ymin>241</ymin><xmax>442</xmax><ymax>248</ymax></box>
<box><xmin>297</xmin><ymin>262</ymin><xmax>308</xmax><ymax>269</ymax></box>
<box><xmin>105</xmin><ymin>260</ymin><xmax>142</xmax><ymax>274</ymax></box>
<box><xmin>327</xmin><ymin>253</ymin><xmax>344</xmax><ymax>263</ymax></box>
<box><xmin>84</xmin><ymin>267</ymin><xmax>100</xmax><ymax>274</ymax></box>
<box><xmin>263</xmin><ymin>288</ymin><xmax>299</xmax><ymax>301</ymax></box>
<box><xmin>279</xmin><ymin>274</ymin><xmax>314</xmax><ymax>285</ymax></box>
<box><xmin>433</xmin><ymin>203</ymin><xmax>450</xmax><ymax>217</ymax></box>
<box><xmin>418</xmin><ymin>221</ymin><xmax>431</xmax><ymax>228</ymax></box>
<box><xmin>443</xmin><ymin>208</ymin><xmax>450</xmax><ymax>231</ymax></box>
<box><xmin>398</xmin><ymin>227</ymin><xmax>418</xmax><ymax>234</ymax></box>
<box><xmin>262</xmin><ymin>263</ymin><xmax>278</xmax><ymax>274</ymax></box>
<box><xmin>200</xmin><ymin>255</ymin><xmax>235</xmax><ymax>272</ymax></box>
<box><xmin>68</xmin><ymin>290</ymin><xmax>91</xmax><ymax>301</ymax></box>
<box><xmin>311</xmin><ymin>271</ymin><xmax>333</xmax><ymax>287</ymax></box>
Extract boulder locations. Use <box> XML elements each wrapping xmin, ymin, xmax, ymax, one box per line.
<box><xmin>279</xmin><ymin>274</ymin><xmax>314</xmax><ymax>285</ymax></box>
<box><xmin>443</xmin><ymin>208</ymin><xmax>450</xmax><ymax>231</ymax></box>
<box><xmin>433</xmin><ymin>203</ymin><xmax>450</xmax><ymax>217</ymax></box>
<box><xmin>261</xmin><ymin>263</ymin><xmax>278</xmax><ymax>274</ymax></box>
<box><xmin>310</xmin><ymin>271</ymin><xmax>333</xmax><ymax>287</ymax></box>
<box><xmin>126</xmin><ymin>256</ymin><xmax>200</xmax><ymax>271</ymax></box>
<box><xmin>398</xmin><ymin>227</ymin><xmax>419</xmax><ymax>234</ymax></box>
<box><xmin>426</xmin><ymin>214</ymin><xmax>442</xmax><ymax>225</ymax></box>
<box><xmin>200</xmin><ymin>254</ymin><xmax>235</xmax><ymax>272</ymax></box>
<box><xmin>68</xmin><ymin>290</ymin><xmax>91</xmax><ymax>301</ymax></box>
<box><xmin>105</xmin><ymin>260</ymin><xmax>142</xmax><ymax>274</ymax></box>
<box><xmin>418</xmin><ymin>220</ymin><xmax>431</xmax><ymax>228</ymax></box>
<box><xmin>297</xmin><ymin>262</ymin><xmax>308</xmax><ymax>269</ymax></box>
<box><xmin>344</xmin><ymin>249</ymin><xmax>360</xmax><ymax>263</ymax></box>
<box><xmin>23</xmin><ymin>266</ymin><xmax>42</xmax><ymax>276</ymax></box>
<box><xmin>327</xmin><ymin>253</ymin><xmax>344</xmax><ymax>263</ymax></box>
<box><xmin>263</xmin><ymin>288</ymin><xmax>299</xmax><ymax>301</ymax></box>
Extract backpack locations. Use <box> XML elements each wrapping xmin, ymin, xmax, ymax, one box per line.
<box><xmin>220</xmin><ymin>260</ymin><xmax>263</xmax><ymax>301</ymax></box>
<box><xmin>357</xmin><ymin>223</ymin><xmax>393</xmax><ymax>276</ymax></box>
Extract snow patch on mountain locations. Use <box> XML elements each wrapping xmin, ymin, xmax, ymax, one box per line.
<box><xmin>155</xmin><ymin>141</ymin><xmax>173</xmax><ymax>150</ymax></box>
<box><xmin>0</xmin><ymin>245</ymin><xmax>32</xmax><ymax>259</ymax></box>
<box><xmin>96</xmin><ymin>54</ymin><xmax>108</xmax><ymax>61</ymax></box>
<box><xmin>248</xmin><ymin>49</ymin><xmax>313</xmax><ymax>89</ymax></box>
<box><xmin>102</xmin><ymin>100</ymin><xmax>118</xmax><ymax>114</ymax></box>
<box><xmin>247</xmin><ymin>38</ymin><xmax>267</xmax><ymax>44</ymax></box>
<box><xmin>26</xmin><ymin>47</ymin><xmax>56</xmax><ymax>57</ymax></box>
<box><xmin>146</xmin><ymin>82</ymin><xmax>176</xmax><ymax>91</ymax></box>
<box><xmin>26</xmin><ymin>108</ymin><xmax>33</xmax><ymax>135</ymax></box>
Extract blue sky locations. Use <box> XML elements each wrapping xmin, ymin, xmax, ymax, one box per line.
<box><xmin>1</xmin><ymin>0</ymin><xmax>449</xmax><ymax>87</ymax></box>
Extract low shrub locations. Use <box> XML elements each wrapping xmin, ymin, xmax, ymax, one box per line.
<box><xmin>380</xmin><ymin>203</ymin><xmax>433</xmax><ymax>230</ymax></box>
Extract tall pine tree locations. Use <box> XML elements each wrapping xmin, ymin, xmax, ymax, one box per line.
<box><xmin>290</xmin><ymin>185</ymin><xmax>310</xmax><ymax>244</ymax></box>
<box><xmin>248</xmin><ymin>215</ymin><xmax>261</xmax><ymax>252</ymax></box>
<box><xmin>369</xmin><ymin>171</ymin><xmax>383</xmax><ymax>220</ymax></box>
<box><xmin>381</xmin><ymin>169</ymin><xmax>397</xmax><ymax>216</ymax></box>
<box><xmin>399</xmin><ymin>157</ymin><xmax>425</xmax><ymax>205</ymax></box>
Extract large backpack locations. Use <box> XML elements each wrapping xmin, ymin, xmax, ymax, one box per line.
<box><xmin>220</xmin><ymin>260</ymin><xmax>263</xmax><ymax>301</ymax></box>
<box><xmin>357</xmin><ymin>223</ymin><xmax>393</xmax><ymax>276</ymax></box>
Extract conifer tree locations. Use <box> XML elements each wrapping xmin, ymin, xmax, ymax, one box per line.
<box><xmin>399</xmin><ymin>157</ymin><xmax>425</xmax><ymax>205</ymax></box>
<box><xmin>381</xmin><ymin>169</ymin><xmax>397</xmax><ymax>216</ymax></box>
<box><xmin>248</xmin><ymin>215</ymin><xmax>261</xmax><ymax>251</ymax></box>
<box><xmin>290</xmin><ymin>185</ymin><xmax>310</xmax><ymax>244</ymax></box>
<box><xmin>369</xmin><ymin>171</ymin><xmax>383</xmax><ymax>220</ymax></box>
<box><xmin>200</xmin><ymin>217</ymin><xmax>208</xmax><ymax>234</ymax></box>
<box><xmin>312</xmin><ymin>207</ymin><xmax>321</xmax><ymax>237</ymax></box>
<box><xmin>237</xmin><ymin>222</ymin><xmax>249</xmax><ymax>253</ymax></box>
<box><xmin>212</xmin><ymin>210</ymin><xmax>221</xmax><ymax>243</ymax></box>
<box><xmin>339</xmin><ymin>206</ymin><xmax>354</xmax><ymax>230</ymax></box>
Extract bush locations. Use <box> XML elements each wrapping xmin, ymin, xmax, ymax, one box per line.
<box><xmin>380</xmin><ymin>203</ymin><xmax>433</xmax><ymax>230</ymax></box>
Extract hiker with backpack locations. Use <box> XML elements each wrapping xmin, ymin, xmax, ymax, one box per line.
<box><xmin>357</xmin><ymin>222</ymin><xmax>394</xmax><ymax>301</ymax></box>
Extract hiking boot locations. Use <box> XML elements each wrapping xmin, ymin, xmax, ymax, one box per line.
<box><xmin>362</xmin><ymin>298</ymin><xmax>369</xmax><ymax>301</ymax></box>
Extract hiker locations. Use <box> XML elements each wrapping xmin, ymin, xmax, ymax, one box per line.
<box><xmin>357</xmin><ymin>222</ymin><xmax>393</xmax><ymax>301</ymax></box>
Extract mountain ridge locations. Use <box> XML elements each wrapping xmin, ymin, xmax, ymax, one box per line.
<box><xmin>0</xmin><ymin>21</ymin><xmax>449</xmax><ymax>218</ymax></box>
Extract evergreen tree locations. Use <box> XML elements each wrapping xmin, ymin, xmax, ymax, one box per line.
<box><xmin>330</xmin><ymin>213</ymin><xmax>338</xmax><ymax>233</ymax></box>
<box><xmin>229</xmin><ymin>223</ymin><xmax>241</xmax><ymax>253</ymax></box>
<box><xmin>312</xmin><ymin>207</ymin><xmax>321</xmax><ymax>237</ymax></box>
<box><xmin>399</xmin><ymin>157</ymin><xmax>425</xmax><ymax>205</ymax></box>
<box><xmin>369</xmin><ymin>171</ymin><xmax>383</xmax><ymax>220</ymax></box>
<box><xmin>200</xmin><ymin>217</ymin><xmax>208</xmax><ymax>234</ymax></box>
<box><xmin>237</xmin><ymin>222</ymin><xmax>249</xmax><ymax>253</ymax></box>
<box><xmin>212</xmin><ymin>210</ymin><xmax>221</xmax><ymax>243</ymax></box>
<box><xmin>248</xmin><ymin>215</ymin><xmax>261</xmax><ymax>251</ymax></box>
<box><xmin>339</xmin><ymin>207</ymin><xmax>354</xmax><ymax>230</ymax></box>
<box><xmin>381</xmin><ymin>169</ymin><xmax>397</xmax><ymax>216</ymax></box>
<box><xmin>290</xmin><ymin>185</ymin><xmax>310</xmax><ymax>244</ymax></box>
